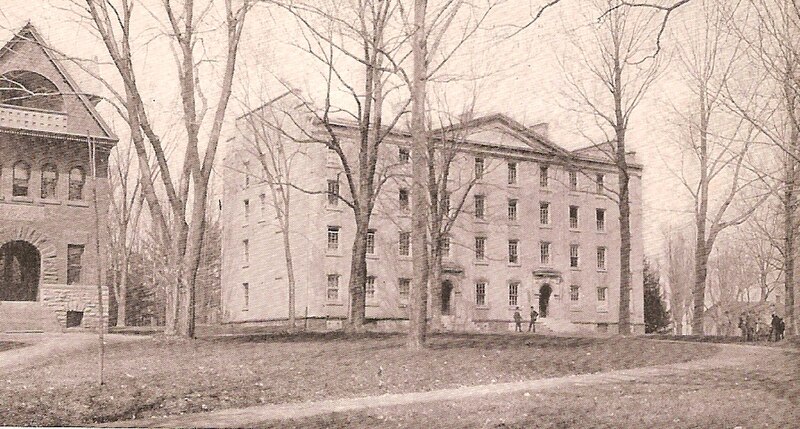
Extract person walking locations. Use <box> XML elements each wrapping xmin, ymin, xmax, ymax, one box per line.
<box><xmin>513</xmin><ymin>307</ymin><xmax>522</xmax><ymax>332</ymax></box>
<box><xmin>528</xmin><ymin>306</ymin><xmax>539</xmax><ymax>333</ymax></box>
<box><xmin>771</xmin><ymin>314</ymin><xmax>780</xmax><ymax>342</ymax></box>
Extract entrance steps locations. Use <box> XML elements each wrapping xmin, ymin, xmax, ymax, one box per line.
<box><xmin>0</xmin><ymin>301</ymin><xmax>60</xmax><ymax>333</ymax></box>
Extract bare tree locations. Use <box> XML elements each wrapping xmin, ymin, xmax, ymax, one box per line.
<box><xmin>664</xmin><ymin>226</ymin><xmax>693</xmax><ymax>334</ymax></box>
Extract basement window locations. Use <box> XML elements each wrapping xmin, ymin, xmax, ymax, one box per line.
<box><xmin>66</xmin><ymin>310</ymin><xmax>83</xmax><ymax>328</ymax></box>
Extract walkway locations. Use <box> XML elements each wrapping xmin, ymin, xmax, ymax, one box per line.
<box><xmin>107</xmin><ymin>342</ymin><xmax>781</xmax><ymax>428</ymax></box>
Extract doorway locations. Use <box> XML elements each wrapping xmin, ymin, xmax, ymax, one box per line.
<box><xmin>539</xmin><ymin>283</ymin><xmax>552</xmax><ymax>318</ymax></box>
<box><xmin>441</xmin><ymin>280</ymin><xmax>453</xmax><ymax>315</ymax></box>
<box><xmin>0</xmin><ymin>240</ymin><xmax>41</xmax><ymax>301</ymax></box>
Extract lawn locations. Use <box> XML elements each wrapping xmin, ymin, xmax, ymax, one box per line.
<box><xmin>272</xmin><ymin>347</ymin><xmax>800</xmax><ymax>428</ymax></box>
<box><xmin>0</xmin><ymin>341</ymin><xmax>24</xmax><ymax>352</ymax></box>
<box><xmin>0</xmin><ymin>332</ymin><xmax>719</xmax><ymax>426</ymax></box>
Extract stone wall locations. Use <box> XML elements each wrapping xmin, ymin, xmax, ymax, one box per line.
<box><xmin>40</xmin><ymin>284</ymin><xmax>108</xmax><ymax>330</ymax></box>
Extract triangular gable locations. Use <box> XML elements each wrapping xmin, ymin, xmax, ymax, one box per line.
<box><xmin>572</xmin><ymin>142</ymin><xmax>615</xmax><ymax>161</ymax></box>
<box><xmin>0</xmin><ymin>23</ymin><xmax>117</xmax><ymax>143</ymax></box>
<box><xmin>436</xmin><ymin>114</ymin><xmax>567</xmax><ymax>155</ymax></box>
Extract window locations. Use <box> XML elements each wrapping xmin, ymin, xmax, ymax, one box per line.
<box><xmin>68</xmin><ymin>166</ymin><xmax>85</xmax><ymax>200</ymax></box>
<box><xmin>440</xmin><ymin>235</ymin><xmax>450</xmax><ymax>258</ymax></box>
<box><xmin>475</xmin><ymin>236</ymin><xmax>486</xmax><ymax>261</ymax></box>
<box><xmin>569</xmin><ymin>171</ymin><xmax>578</xmax><ymax>191</ymax></box>
<box><xmin>242</xmin><ymin>283</ymin><xmax>250</xmax><ymax>310</ymax></box>
<box><xmin>327</xmin><ymin>147</ymin><xmax>338</xmax><ymax>164</ymax></box>
<box><xmin>366</xmin><ymin>276</ymin><xmax>376</xmax><ymax>299</ymax></box>
<box><xmin>243</xmin><ymin>239</ymin><xmax>250</xmax><ymax>265</ymax></box>
<box><xmin>243</xmin><ymin>199</ymin><xmax>250</xmax><ymax>222</ymax></box>
<box><xmin>243</xmin><ymin>161</ymin><xmax>250</xmax><ymax>187</ymax></box>
<box><xmin>539</xmin><ymin>165</ymin><xmax>549</xmax><ymax>188</ymax></box>
<box><xmin>508</xmin><ymin>199</ymin><xmax>517</xmax><ymax>222</ymax></box>
<box><xmin>327</xmin><ymin>274</ymin><xmax>339</xmax><ymax>301</ymax></box>
<box><xmin>399</xmin><ymin>188</ymin><xmax>410</xmax><ymax>212</ymax></box>
<box><xmin>539</xmin><ymin>202</ymin><xmax>550</xmax><ymax>225</ymax></box>
<box><xmin>441</xmin><ymin>192</ymin><xmax>450</xmax><ymax>216</ymax></box>
<box><xmin>570</xmin><ymin>285</ymin><xmax>580</xmax><ymax>302</ymax></box>
<box><xmin>596</xmin><ymin>174</ymin><xmax>604</xmax><ymax>193</ymax></box>
<box><xmin>540</xmin><ymin>242</ymin><xmax>551</xmax><ymax>265</ymax></box>
<box><xmin>597</xmin><ymin>247</ymin><xmax>607</xmax><ymax>270</ymax></box>
<box><xmin>596</xmin><ymin>208</ymin><xmax>606</xmax><ymax>232</ymax></box>
<box><xmin>399</xmin><ymin>147</ymin><xmax>410</xmax><ymax>164</ymax></box>
<box><xmin>570</xmin><ymin>244</ymin><xmax>580</xmax><ymax>268</ymax></box>
<box><xmin>508</xmin><ymin>239</ymin><xmax>519</xmax><ymax>264</ymax></box>
<box><xmin>398</xmin><ymin>278</ymin><xmax>411</xmax><ymax>301</ymax></box>
<box><xmin>399</xmin><ymin>231</ymin><xmax>411</xmax><ymax>256</ymax></box>
<box><xmin>569</xmin><ymin>205</ymin><xmax>579</xmax><ymax>229</ymax></box>
<box><xmin>67</xmin><ymin>244</ymin><xmax>84</xmax><ymax>285</ymax></box>
<box><xmin>475</xmin><ymin>282</ymin><xmax>487</xmax><ymax>306</ymax></box>
<box><xmin>12</xmin><ymin>161</ymin><xmax>30</xmax><ymax>197</ymax></box>
<box><xmin>259</xmin><ymin>193</ymin><xmax>266</xmax><ymax>218</ymax></box>
<box><xmin>41</xmin><ymin>163</ymin><xmax>57</xmax><ymax>199</ymax></box>
<box><xmin>597</xmin><ymin>286</ymin><xmax>608</xmax><ymax>302</ymax></box>
<box><xmin>327</xmin><ymin>226</ymin><xmax>340</xmax><ymax>251</ymax></box>
<box><xmin>508</xmin><ymin>162</ymin><xmax>517</xmax><ymax>185</ymax></box>
<box><xmin>327</xmin><ymin>180</ymin><xmax>339</xmax><ymax>206</ymax></box>
<box><xmin>508</xmin><ymin>282</ymin><xmax>519</xmax><ymax>306</ymax></box>
<box><xmin>474</xmin><ymin>195</ymin><xmax>485</xmax><ymax>220</ymax></box>
<box><xmin>366</xmin><ymin>229</ymin><xmax>376</xmax><ymax>255</ymax></box>
<box><xmin>475</xmin><ymin>157</ymin><xmax>484</xmax><ymax>180</ymax></box>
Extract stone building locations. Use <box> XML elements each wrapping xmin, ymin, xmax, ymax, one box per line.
<box><xmin>0</xmin><ymin>24</ymin><xmax>117</xmax><ymax>332</ymax></box>
<box><xmin>221</xmin><ymin>97</ymin><xmax>644</xmax><ymax>334</ymax></box>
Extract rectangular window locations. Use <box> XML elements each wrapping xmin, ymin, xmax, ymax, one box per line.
<box><xmin>597</xmin><ymin>286</ymin><xmax>608</xmax><ymax>302</ymax></box>
<box><xmin>476</xmin><ymin>282</ymin><xmax>487</xmax><ymax>306</ymax></box>
<box><xmin>366</xmin><ymin>229</ymin><xmax>376</xmax><ymax>255</ymax></box>
<box><xmin>508</xmin><ymin>199</ymin><xmax>518</xmax><ymax>222</ymax></box>
<box><xmin>441</xmin><ymin>192</ymin><xmax>451</xmax><ymax>216</ymax></box>
<box><xmin>474</xmin><ymin>195</ymin><xmax>485</xmax><ymax>220</ymax></box>
<box><xmin>597</xmin><ymin>247</ymin><xmax>607</xmax><ymax>270</ymax></box>
<box><xmin>327</xmin><ymin>180</ymin><xmax>339</xmax><ymax>206</ymax></box>
<box><xmin>327</xmin><ymin>148</ymin><xmax>338</xmax><ymax>164</ymax></box>
<box><xmin>327</xmin><ymin>226</ymin><xmax>340</xmax><ymax>251</ymax></box>
<box><xmin>440</xmin><ymin>235</ymin><xmax>450</xmax><ymax>258</ymax></box>
<box><xmin>243</xmin><ymin>199</ymin><xmax>250</xmax><ymax>222</ymax></box>
<box><xmin>596</xmin><ymin>208</ymin><xmax>606</xmax><ymax>232</ymax></box>
<box><xmin>243</xmin><ymin>161</ymin><xmax>250</xmax><ymax>187</ymax></box>
<box><xmin>475</xmin><ymin>157</ymin><xmax>485</xmax><ymax>180</ymax></box>
<box><xmin>398</xmin><ymin>278</ymin><xmax>411</xmax><ymax>302</ymax></box>
<box><xmin>66</xmin><ymin>244</ymin><xmax>84</xmax><ymax>285</ymax></box>
<box><xmin>399</xmin><ymin>188</ymin><xmax>410</xmax><ymax>212</ymax></box>
<box><xmin>570</xmin><ymin>244</ymin><xmax>580</xmax><ymax>268</ymax></box>
<box><xmin>399</xmin><ymin>231</ymin><xmax>411</xmax><ymax>256</ymax></box>
<box><xmin>508</xmin><ymin>239</ymin><xmax>519</xmax><ymax>264</ymax></box>
<box><xmin>539</xmin><ymin>165</ymin><xmax>549</xmax><ymax>188</ymax></box>
<box><xmin>569</xmin><ymin>205</ymin><xmax>579</xmax><ymax>229</ymax></box>
<box><xmin>539</xmin><ymin>202</ymin><xmax>550</xmax><ymax>225</ymax></box>
<box><xmin>366</xmin><ymin>276</ymin><xmax>376</xmax><ymax>299</ymax></box>
<box><xmin>508</xmin><ymin>282</ymin><xmax>519</xmax><ymax>306</ymax></box>
<box><xmin>243</xmin><ymin>239</ymin><xmax>250</xmax><ymax>265</ymax></box>
<box><xmin>540</xmin><ymin>242</ymin><xmax>551</xmax><ymax>265</ymax></box>
<box><xmin>327</xmin><ymin>274</ymin><xmax>339</xmax><ymax>301</ymax></box>
<box><xmin>243</xmin><ymin>283</ymin><xmax>250</xmax><ymax>310</ymax></box>
<box><xmin>475</xmin><ymin>236</ymin><xmax>486</xmax><ymax>261</ymax></box>
<box><xmin>259</xmin><ymin>193</ymin><xmax>266</xmax><ymax>218</ymax></box>
<box><xmin>508</xmin><ymin>162</ymin><xmax>517</xmax><ymax>185</ymax></box>
<box><xmin>399</xmin><ymin>147</ymin><xmax>410</xmax><ymax>164</ymax></box>
<box><xmin>569</xmin><ymin>171</ymin><xmax>578</xmax><ymax>191</ymax></box>
<box><xmin>596</xmin><ymin>174</ymin><xmax>604</xmax><ymax>193</ymax></box>
<box><xmin>570</xmin><ymin>285</ymin><xmax>580</xmax><ymax>302</ymax></box>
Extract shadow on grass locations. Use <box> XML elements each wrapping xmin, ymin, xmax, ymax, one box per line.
<box><xmin>0</xmin><ymin>341</ymin><xmax>25</xmax><ymax>352</ymax></box>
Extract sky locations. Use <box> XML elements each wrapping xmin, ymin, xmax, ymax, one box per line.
<box><xmin>0</xmin><ymin>0</ymin><xmax>713</xmax><ymax>267</ymax></box>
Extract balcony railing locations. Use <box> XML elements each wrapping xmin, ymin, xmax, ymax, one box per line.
<box><xmin>0</xmin><ymin>104</ymin><xmax>68</xmax><ymax>133</ymax></box>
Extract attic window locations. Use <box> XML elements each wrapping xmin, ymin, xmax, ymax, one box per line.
<box><xmin>0</xmin><ymin>70</ymin><xmax>64</xmax><ymax>111</ymax></box>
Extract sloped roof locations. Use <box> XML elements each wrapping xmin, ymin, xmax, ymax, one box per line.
<box><xmin>433</xmin><ymin>113</ymin><xmax>569</xmax><ymax>156</ymax></box>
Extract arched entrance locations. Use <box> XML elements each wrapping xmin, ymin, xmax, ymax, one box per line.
<box><xmin>0</xmin><ymin>240</ymin><xmax>41</xmax><ymax>301</ymax></box>
<box><xmin>539</xmin><ymin>283</ymin><xmax>552</xmax><ymax>318</ymax></box>
<box><xmin>441</xmin><ymin>280</ymin><xmax>453</xmax><ymax>315</ymax></box>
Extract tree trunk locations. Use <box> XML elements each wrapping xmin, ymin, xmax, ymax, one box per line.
<box><xmin>428</xmin><ymin>242</ymin><xmax>443</xmax><ymax>332</ymax></box>
<box><xmin>281</xmin><ymin>215</ymin><xmax>297</xmax><ymax>330</ymax></box>
<box><xmin>784</xmin><ymin>160</ymin><xmax>796</xmax><ymax>335</ymax></box>
<box><xmin>408</xmin><ymin>0</ymin><xmax>430</xmax><ymax>350</ymax></box>
<box><xmin>117</xmin><ymin>259</ymin><xmax>128</xmax><ymax>327</ymax></box>
<box><xmin>346</xmin><ymin>212</ymin><xmax>370</xmax><ymax>332</ymax></box>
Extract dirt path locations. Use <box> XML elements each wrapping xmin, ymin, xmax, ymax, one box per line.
<box><xmin>107</xmin><ymin>342</ymin><xmax>782</xmax><ymax>428</ymax></box>
<box><xmin>0</xmin><ymin>333</ymin><xmax>142</xmax><ymax>374</ymax></box>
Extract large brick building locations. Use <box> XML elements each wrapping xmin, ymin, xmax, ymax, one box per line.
<box><xmin>0</xmin><ymin>24</ymin><xmax>117</xmax><ymax>332</ymax></box>
<box><xmin>221</xmin><ymin>98</ymin><xmax>644</xmax><ymax>334</ymax></box>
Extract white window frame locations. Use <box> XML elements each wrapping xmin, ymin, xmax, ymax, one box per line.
<box><xmin>597</xmin><ymin>247</ymin><xmax>607</xmax><ymax>271</ymax></box>
<box><xmin>399</xmin><ymin>231</ymin><xmax>411</xmax><ymax>257</ymax></box>
<box><xmin>570</xmin><ymin>244</ymin><xmax>580</xmax><ymax>268</ymax></box>
<box><xmin>474</xmin><ymin>195</ymin><xmax>485</xmax><ymax>220</ymax></box>
<box><xmin>508</xmin><ymin>282</ymin><xmax>519</xmax><ymax>306</ymax></box>
<box><xmin>540</xmin><ymin>241</ymin><xmax>551</xmax><ymax>265</ymax></box>
<box><xmin>327</xmin><ymin>226</ymin><xmax>340</xmax><ymax>251</ymax></box>
<box><xmin>508</xmin><ymin>199</ymin><xmax>518</xmax><ymax>222</ymax></box>
<box><xmin>475</xmin><ymin>236</ymin><xmax>487</xmax><ymax>261</ymax></box>
<box><xmin>508</xmin><ymin>162</ymin><xmax>517</xmax><ymax>185</ymax></box>
<box><xmin>476</xmin><ymin>282</ymin><xmax>487</xmax><ymax>306</ymax></box>
<box><xmin>327</xmin><ymin>274</ymin><xmax>340</xmax><ymax>302</ymax></box>
<box><xmin>508</xmin><ymin>239</ymin><xmax>519</xmax><ymax>264</ymax></box>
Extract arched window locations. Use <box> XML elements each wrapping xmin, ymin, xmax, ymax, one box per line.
<box><xmin>0</xmin><ymin>70</ymin><xmax>64</xmax><ymax>111</ymax></box>
<box><xmin>12</xmin><ymin>161</ymin><xmax>30</xmax><ymax>197</ymax></box>
<box><xmin>68</xmin><ymin>166</ymin><xmax>85</xmax><ymax>201</ymax></box>
<box><xmin>41</xmin><ymin>163</ymin><xmax>58</xmax><ymax>199</ymax></box>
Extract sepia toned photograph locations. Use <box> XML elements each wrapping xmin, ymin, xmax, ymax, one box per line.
<box><xmin>0</xmin><ymin>0</ymin><xmax>797</xmax><ymax>427</ymax></box>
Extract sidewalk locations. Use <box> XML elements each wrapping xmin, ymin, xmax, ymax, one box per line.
<box><xmin>107</xmin><ymin>342</ymin><xmax>778</xmax><ymax>428</ymax></box>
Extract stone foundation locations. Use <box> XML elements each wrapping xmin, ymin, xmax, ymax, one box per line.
<box><xmin>40</xmin><ymin>284</ymin><xmax>108</xmax><ymax>330</ymax></box>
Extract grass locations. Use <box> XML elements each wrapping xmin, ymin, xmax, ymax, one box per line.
<box><xmin>0</xmin><ymin>332</ymin><xmax>719</xmax><ymax>426</ymax></box>
<box><xmin>0</xmin><ymin>341</ymin><xmax>24</xmax><ymax>352</ymax></box>
<box><xmin>272</xmin><ymin>347</ymin><xmax>800</xmax><ymax>428</ymax></box>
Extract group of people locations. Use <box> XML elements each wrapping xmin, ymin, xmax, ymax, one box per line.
<box><xmin>513</xmin><ymin>306</ymin><xmax>539</xmax><ymax>333</ymax></box>
<box><xmin>738</xmin><ymin>312</ymin><xmax>785</xmax><ymax>342</ymax></box>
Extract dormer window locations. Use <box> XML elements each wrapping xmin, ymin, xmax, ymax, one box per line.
<box><xmin>12</xmin><ymin>161</ymin><xmax>30</xmax><ymax>197</ymax></box>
